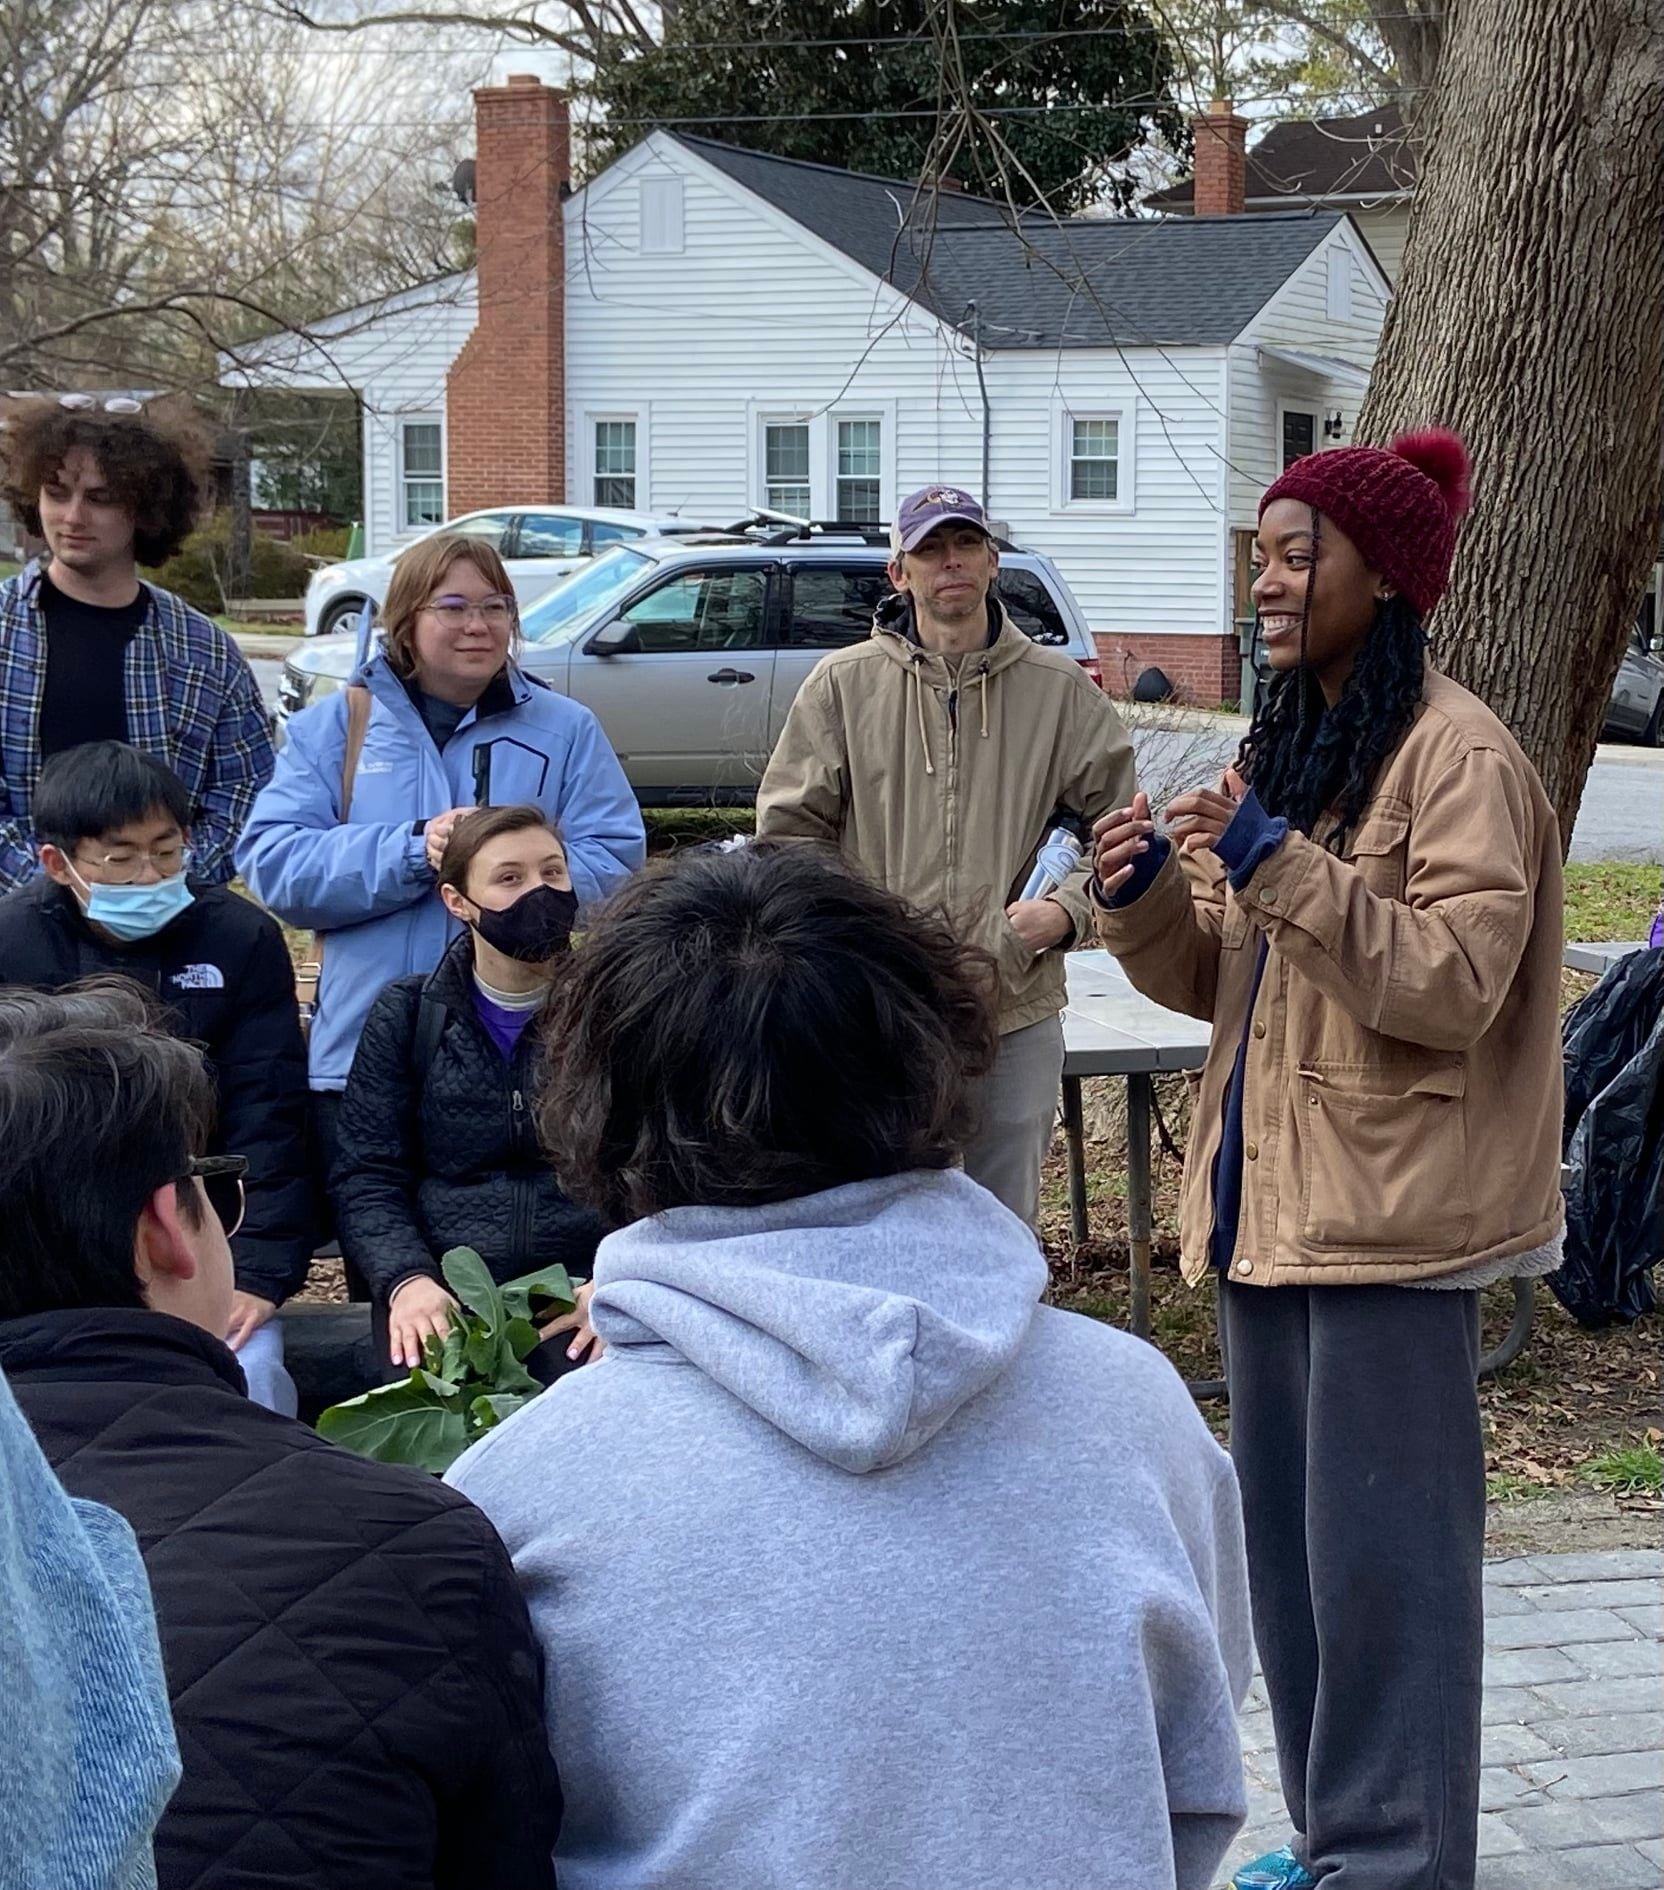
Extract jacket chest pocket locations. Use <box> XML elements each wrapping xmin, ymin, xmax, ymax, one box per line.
<box><xmin>1294</xmin><ymin>1060</ymin><xmax>1473</xmax><ymax>1256</ymax></box>
<box><xmin>470</xmin><ymin>736</ymin><xmax>552</xmax><ymax>807</ymax></box>
<box><xmin>1340</xmin><ymin>802</ymin><xmax>1411</xmax><ymax>899</ymax></box>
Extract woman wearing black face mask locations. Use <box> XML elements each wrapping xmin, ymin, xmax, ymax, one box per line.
<box><xmin>334</xmin><ymin>804</ymin><xmax>605</xmax><ymax>1380</ymax></box>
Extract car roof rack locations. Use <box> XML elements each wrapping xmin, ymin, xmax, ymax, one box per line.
<box><xmin>719</xmin><ymin>513</ymin><xmax>1021</xmax><ymax>554</ymax></box>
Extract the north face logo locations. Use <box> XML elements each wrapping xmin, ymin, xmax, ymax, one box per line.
<box><xmin>171</xmin><ymin>963</ymin><xmax>225</xmax><ymax>991</ymax></box>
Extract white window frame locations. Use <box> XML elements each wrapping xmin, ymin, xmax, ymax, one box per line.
<box><xmin>639</xmin><ymin>176</ymin><xmax>686</xmax><ymax>255</ymax></box>
<box><xmin>1050</xmin><ymin>400</ymin><xmax>1135</xmax><ymax>514</ymax></box>
<box><xmin>758</xmin><ymin>413</ymin><xmax>814</xmax><ymax>518</ymax></box>
<box><xmin>744</xmin><ymin>401</ymin><xmax>896</xmax><ymax>523</ymax></box>
<box><xmin>398</xmin><ymin>415</ymin><xmax>445</xmax><ymax>532</ymax></box>
<box><xmin>1277</xmin><ymin>401</ymin><xmax>1319</xmax><ymax>472</ymax></box>
<box><xmin>580</xmin><ymin>409</ymin><xmax>649</xmax><ymax>512</ymax></box>
<box><xmin>1326</xmin><ymin>245</ymin><xmax>1354</xmax><ymax>322</ymax></box>
<box><xmin>832</xmin><ymin>415</ymin><xmax>885</xmax><ymax>525</ymax></box>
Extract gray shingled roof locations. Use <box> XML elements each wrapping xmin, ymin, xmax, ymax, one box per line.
<box><xmin>673</xmin><ymin>134</ymin><xmax>1341</xmax><ymax>348</ymax></box>
<box><xmin>1148</xmin><ymin>107</ymin><xmax>1414</xmax><ymax>210</ymax></box>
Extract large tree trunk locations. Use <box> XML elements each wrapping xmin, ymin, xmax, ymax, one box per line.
<box><xmin>1356</xmin><ymin>0</ymin><xmax>1664</xmax><ymax>847</ymax></box>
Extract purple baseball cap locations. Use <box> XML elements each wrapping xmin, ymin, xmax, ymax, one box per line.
<box><xmin>889</xmin><ymin>484</ymin><xmax>990</xmax><ymax>557</ymax></box>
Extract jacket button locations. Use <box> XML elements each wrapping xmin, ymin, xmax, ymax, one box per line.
<box><xmin>1236</xmin><ymin>1258</ymin><xmax>1254</xmax><ymax>1276</ymax></box>
<box><xmin>1261</xmin><ymin>890</ymin><xmax>1277</xmax><ymax>907</ymax></box>
<box><xmin>1245</xmin><ymin>1141</ymin><xmax>1258</xmax><ymax>1161</ymax></box>
<box><xmin>1252</xmin><ymin>1020</ymin><xmax>1267</xmax><ymax>1039</ymax></box>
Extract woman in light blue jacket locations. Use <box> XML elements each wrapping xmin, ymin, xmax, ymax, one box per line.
<box><xmin>237</xmin><ymin>532</ymin><xmax>645</xmax><ymax>1221</ymax></box>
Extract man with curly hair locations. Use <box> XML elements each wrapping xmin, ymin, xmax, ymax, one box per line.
<box><xmin>0</xmin><ymin>396</ymin><xmax>274</xmax><ymax>892</ymax></box>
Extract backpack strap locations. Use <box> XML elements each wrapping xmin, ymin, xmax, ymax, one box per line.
<box><xmin>411</xmin><ymin>993</ymin><xmax>448</xmax><ymax>1086</ymax></box>
<box><xmin>338</xmin><ymin>683</ymin><xmax>373</xmax><ymax>821</ymax></box>
<box><xmin>297</xmin><ymin>683</ymin><xmax>376</xmax><ymax>1037</ymax></box>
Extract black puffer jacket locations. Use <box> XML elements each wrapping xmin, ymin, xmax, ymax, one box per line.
<box><xmin>0</xmin><ymin>1307</ymin><xmax>559</xmax><ymax>1890</ymax></box>
<box><xmin>0</xmin><ymin>877</ymin><xmax>312</xmax><ymax>1302</ymax></box>
<box><xmin>334</xmin><ymin>932</ymin><xmax>602</xmax><ymax>1300</ymax></box>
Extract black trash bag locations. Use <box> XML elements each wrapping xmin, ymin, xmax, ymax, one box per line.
<box><xmin>1553</xmin><ymin>949</ymin><xmax>1664</xmax><ymax>1328</ymax></box>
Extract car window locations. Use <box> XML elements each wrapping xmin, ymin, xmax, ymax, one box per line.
<box><xmin>789</xmin><ymin>564</ymin><xmax>889</xmax><ymax>647</ymax></box>
<box><xmin>515</xmin><ymin>515</ymin><xmax>584</xmax><ymax>559</ymax></box>
<box><xmin>591</xmin><ymin>521</ymin><xmax>647</xmax><ymax>547</ymax></box>
<box><xmin>447</xmin><ymin>512</ymin><xmax>514</xmax><ymax>549</ymax></box>
<box><xmin>998</xmin><ymin>569</ymin><xmax>1069</xmax><ymax>645</ymax></box>
<box><xmin>520</xmin><ymin>547</ymin><xmax>652</xmax><ymax>644</ymax></box>
<box><xmin>622</xmin><ymin>568</ymin><xmax>769</xmax><ymax>653</ymax></box>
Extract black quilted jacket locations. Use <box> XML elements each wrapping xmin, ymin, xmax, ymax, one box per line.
<box><xmin>334</xmin><ymin>933</ymin><xmax>603</xmax><ymax>1302</ymax></box>
<box><xmin>0</xmin><ymin>1308</ymin><xmax>560</xmax><ymax>1890</ymax></box>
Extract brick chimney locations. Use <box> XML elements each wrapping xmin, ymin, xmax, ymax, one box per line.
<box><xmin>446</xmin><ymin>75</ymin><xmax>568</xmax><ymax>516</ymax></box>
<box><xmin>1191</xmin><ymin>99</ymin><xmax>1248</xmax><ymax>217</ymax></box>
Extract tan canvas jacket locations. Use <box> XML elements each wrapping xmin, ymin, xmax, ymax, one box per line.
<box><xmin>757</xmin><ymin>602</ymin><xmax>1136</xmax><ymax>1034</ymax></box>
<box><xmin>1095</xmin><ymin>670</ymin><xmax>1566</xmax><ymax>1286</ymax></box>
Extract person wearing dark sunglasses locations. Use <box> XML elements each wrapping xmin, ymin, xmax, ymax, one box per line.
<box><xmin>0</xmin><ymin>983</ymin><xmax>560</xmax><ymax>1890</ymax></box>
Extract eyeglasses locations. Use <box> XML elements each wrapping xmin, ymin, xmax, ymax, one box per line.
<box><xmin>185</xmin><ymin>1155</ymin><xmax>247</xmax><ymax>1240</ymax></box>
<box><xmin>57</xmin><ymin>393</ymin><xmax>145</xmax><ymax>415</ymax></box>
<box><xmin>423</xmin><ymin>594</ymin><xmax>516</xmax><ymax>629</ymax></box>
<box><xmin>73</xmin><ymin>843</ymin><xmax>192</xmax><ymax>885</ymax></box>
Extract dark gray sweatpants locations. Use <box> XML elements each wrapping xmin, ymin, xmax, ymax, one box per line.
<box><xmin>1221</xmin><ymin>1281</ymin><xmax>1485</xmax><ymax>1890</ymax></box>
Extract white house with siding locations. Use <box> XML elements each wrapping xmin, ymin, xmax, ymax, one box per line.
<box><xmin>230</xmin><ymin>87</ymin><xmax>1390</xmax><ymax>701</ymax></box>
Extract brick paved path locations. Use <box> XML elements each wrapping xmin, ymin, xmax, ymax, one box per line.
<box><xmin>1220</xmin><ymin>1548</ymin><xmax>1664</xmax><ymax>1889</ymax></box>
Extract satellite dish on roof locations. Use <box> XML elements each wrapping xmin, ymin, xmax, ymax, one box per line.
<box><xmin>452</xmin><ymin>159</ymin><xmax>476</xmax><ymax>207</ymax></box>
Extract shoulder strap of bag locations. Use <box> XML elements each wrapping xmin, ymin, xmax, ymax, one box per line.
<box><xmin>338</xmin><ymin>683</ymin><xmax>373</xmax><ymax>821</ymax></box>
<box><xmin>412</xmin><ymin>993</ymin><xmax>447</xmax><ymax>1087</ymax></box>
<box><xmin>297</xmin><ymin>683</ymin><xmax>375</xmax><ymax>1037</ymax></box>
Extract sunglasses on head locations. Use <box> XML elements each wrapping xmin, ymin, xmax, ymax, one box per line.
<box><xmin>184</xmin><ymin>1155</ymin><xmax>248</xmax><ymax>1240</ymax></box>
<box><xmin>58</xmin><ymin>393</ymin><xmax>145</xmax><ymax>415</ymax></box>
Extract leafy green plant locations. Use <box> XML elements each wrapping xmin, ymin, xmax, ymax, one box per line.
<box><xmin>318</xmin><ymin>1247</ymin><xmax>575</xmax><ymax>1474</ymax></box>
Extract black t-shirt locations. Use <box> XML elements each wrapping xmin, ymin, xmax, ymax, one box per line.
<box><xmin>38</xmin><ymin>574</ymin><xmax>147</xmax><ymax>759</ymax></box>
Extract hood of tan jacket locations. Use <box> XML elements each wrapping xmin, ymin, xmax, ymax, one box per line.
<box><xmin>1095</xmin><ymin>670</ymin><xmax>1565</xmax><ymax>1286</ymax></box>
<box><xmin>757</xmin><ymin>594</ymin><xmax>1136</xmax><ymax>1033</ymax></box>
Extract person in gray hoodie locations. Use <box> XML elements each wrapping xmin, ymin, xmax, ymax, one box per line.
<box><xmin>447</xmin><ymin>842</ymin><xmax>1252</xmax><ymax>1890</ymax></box>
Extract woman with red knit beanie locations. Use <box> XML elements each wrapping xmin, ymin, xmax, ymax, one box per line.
<box><xmin>1092</xmin><ymin>432</ymin><xmax>1565</xmax><ymax>1890</ymax></box>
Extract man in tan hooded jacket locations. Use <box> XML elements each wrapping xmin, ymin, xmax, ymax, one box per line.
<box><xmin>756</xmin><ymin>485</ymin><xmax>1135</xmax><ymax>1227</ymax></box>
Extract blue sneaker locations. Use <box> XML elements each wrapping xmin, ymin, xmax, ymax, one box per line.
<box><xmin>1231</xmin><ymin>1845</ymin><xmax>1316</xmax><ymax>1890</ymax></box>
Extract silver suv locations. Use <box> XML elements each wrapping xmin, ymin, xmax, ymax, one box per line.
<box><xmin>277</xmin><ymin>527</ymin><xmax>1105</xmax><ymax>804</ymax></box>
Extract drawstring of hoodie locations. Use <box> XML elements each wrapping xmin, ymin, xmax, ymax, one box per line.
<box><xmin>977</xmin><ymin>662</ymin><xmax>990</xmax><ymax>738</ymax></box>
<box><xmin>911</xmin><ymin>657</ymin><xmax>935</xmax><ymax>776</ymax></box>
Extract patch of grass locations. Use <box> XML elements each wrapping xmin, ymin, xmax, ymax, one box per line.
<box><xmin>1585</xmin><ymin>1442</ymin><xmax>1664</xmax><ymax>1496</ymax></box>
<box><xmin>643</xmin><ymin>807</ymin><xmax>754</xmax><ymax>855</ymax></box>
<box><xmin>1564</xmin><ymin>863</ymin><xmax>1660</xmax><ymax>945</ymax></box>
<box><xmin>1487</xmin><ymin>1473</ymin><xmax>1552</xmax><ymax>1504</ymax></box>
<box><xmin>0</xmin><ymin>559</ymin><xmax>20</xmax><ymax>580</ymax></box>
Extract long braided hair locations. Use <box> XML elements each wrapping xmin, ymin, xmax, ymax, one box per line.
<box><xmin>1236</xmin><ymin>506</ymin><xmax>1427</xmax><ymax>854</ymax></box>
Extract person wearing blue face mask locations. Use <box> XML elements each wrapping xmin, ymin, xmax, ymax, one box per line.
<box><xmin>0</xmin><ymin>742</ymin><xmax>312</xmax><ymax>1413</ymax></box>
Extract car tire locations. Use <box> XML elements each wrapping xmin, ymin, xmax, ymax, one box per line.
<box><xmin>1644</xmin><ymin>694</ymin><xmax>1664</xmax><ymax>748</ymax></box>
<box><xmin>317</xmin><ymin>597</ymin><xmax>367</xmax><ymax>639</ymax></box>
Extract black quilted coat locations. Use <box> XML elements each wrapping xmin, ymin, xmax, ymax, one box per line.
<box><xmin>0</xmin><ymin>1307</ymin><xmax>561</xmax><ymax>1890</ymax></box>
<box><xmin>333</xmin><ymin>933</ymin><xmax>602</xmax><ymax>1302</ymax></box>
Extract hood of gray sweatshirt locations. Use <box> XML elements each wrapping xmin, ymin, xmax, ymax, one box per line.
<box><xmin>582</xmin><ymin>1166</ymin><xmax>1048</xmax><ymax>1474</ymax></box>
<box><xmin>449</xmin><ymin>1168</ymin><xmax>1250</xmax><ymax>1890</ymax></box>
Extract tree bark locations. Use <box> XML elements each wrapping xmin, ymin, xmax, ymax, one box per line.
<box><xmin>1356</xmin><ymin>0</ymin><xmax>1664</xmax><ymax>847</ymax></box>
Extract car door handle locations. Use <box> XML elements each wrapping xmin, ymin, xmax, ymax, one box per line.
<box><xmin>706</xmin><ymin>668</ymin><xmax>755</xmax><ymax>685</ymax></box>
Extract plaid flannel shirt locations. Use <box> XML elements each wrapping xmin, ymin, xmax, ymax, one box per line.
<box><xmin>0</xmin><ymin>561</ymin><xmax>275</xmax><ymax>891</ymax></box>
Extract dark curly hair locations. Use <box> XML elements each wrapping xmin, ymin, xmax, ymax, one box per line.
<box><xmin>538</xmin><ymin>842</ymin><xmax>999</xmax><ymax>1227</ymax></box>
<box><xmin>1237</xmin><ymin>507</ymin><xmax>1427</xmax><ymax>852</ymax></box>
<box><xmin>0</xmin><ymin>400</ymin><xmax>209</xmax><ymax>565</ymax></box>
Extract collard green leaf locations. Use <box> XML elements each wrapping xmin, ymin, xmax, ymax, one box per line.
<box><xmin>440</xmin><ymin>1246</ymin><xmax>504</xmax><ymax>1332</ymax></box>
<box><xmin>438</xmin><ymin>1323</ymin><xmax>467</xmax><ymax>1384</ymax></box>
<box><xmin>503</xmin><ymin>1315</ymin><xmax>542</xmax><ymax>1363</ymax></box>
<box><xmin>470</xmin><ymin>1391</ymin><xmax>531</xmax><ymax>1431</ymax></box>
<box><xmin>500</xmin><ymin>1263</ymin><xmax>576</xmax><ymax>1320</ymax></box>
<box><xmin>317</xmin><ymin>1374</ymin><xmax>471</xmax><ymax>1474</ymax></box>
